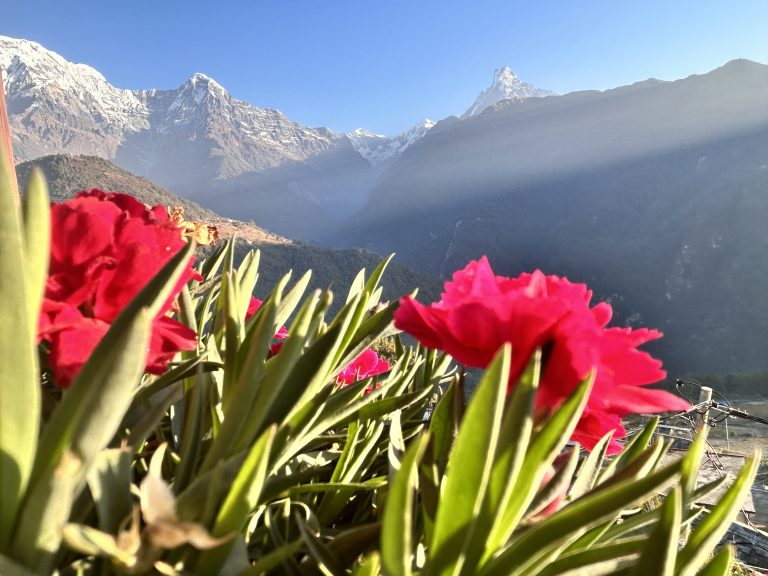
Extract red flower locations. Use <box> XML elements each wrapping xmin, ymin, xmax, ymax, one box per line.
<box><xmin>40</xmin><ymin>190</ymin><xmax>201</xmax><ymax>388</ymax></box>
<box><xmin>337</xmin><ymin>348</ymin><xmax>390</xmax><ymax>386</ymax></box>
<box><xmin>394</xmin><ymin>257</ymin><xmax>689</xmax><ymax>453</ymax></box>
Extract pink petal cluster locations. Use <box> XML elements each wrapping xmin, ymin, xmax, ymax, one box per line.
<box><xmin>394</xmin><ymin>257</ymin><xmax>689</xmax><ymax>453</ymax></box>
<box><xmin>336</xmin><ymin>348</ymin><xmax>390</xmax><ymax>386</ymax></box>
<box><xmin>39</xmin><ymin>190</ymin><xmax>201</xmax><ymax>388</ymax></box>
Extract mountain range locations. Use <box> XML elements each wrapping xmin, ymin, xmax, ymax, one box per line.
<box><xmin>3</xmin><ymin>34</ymin><xmax>768</xmax><ymax>375</ymax></box>
<box><xmin>347</xmin><ymin>58</ymin><xmax>768</xmax><ymax>375</ymax></box>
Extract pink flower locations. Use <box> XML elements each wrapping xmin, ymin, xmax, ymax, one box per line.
<box><xmin>394</xmin><ymin>257</ymin><xmax>689</xmax><ymax>453</ymax></box>
<box><xmin>337</xmin><ymin>348</ymin><xmax>390</xmax><ymax>386</ymax></box>
<box><xmin>40</xmin><ymin>190</ymin><xmax>201</xmax><ymax>388</ymax></box>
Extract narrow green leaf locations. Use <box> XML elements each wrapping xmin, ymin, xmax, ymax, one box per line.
<box><xmin>13</xmin><ymin>309</ymin><xmax>152</xmax><ymax>572</ymax></box>
<box><xmin>21</xmin><ymin>167</ymin><xmax>49</xmax><ymax>330</ymax></box>
<box><xmin>325</xmin><ymin>524</ymin><xmax>381</xmax><ymax>572</ymax></box>
<box><xmin>629</xmin><ymin>487</ymin><xmax>681</xmax><ymax>576</ymax></box>
<box><xmin>675</xmin><ymin>452</ymin><xmax>759</xmax><ymax>576</ymax></box>
<box><xmin>353</xmin><ymin>552</ymin><xmax>382</xmax><ymax>576</ymax></box>
<box><xmin>0</xmin><ymin>134</ymin><xmax>40</xmax><ymax>551</ymax></box>
<box><xmin>274</xmin><ymin>269</ymin><xmax>312</xmax><ymax>331</ymax></box>
<box><xmin>536</xmin><ymin>537</ymin><xmax>645</xmax><ymax>576</ymax></box>
<box><xmin>427</xmin><ymin>378</ymin><xmax>457</xmax><ymax>470</ymax></box>
<box><xmin>484</xmin><ymin>372</ymin><xmax>593</xmax><ymax>556</ymax></box>
<box><xmin>235</xmin><ymin>291</ymin><xmax>325</xmax><ymax>451</ymax></box>
<box><xmin>296</xmin><ymin>516</ymin><xmax>346</xmax><ymax>576</ymax></box>
<box><xmin>239</xmin><ymin>539</ymin><xmax>303</xmax><ymax>575</ymax></box>
<box><xmin>429</xmin><ymin>344</ymin><xmax>511</xmax><ymax>576</ymax></box>
<box><xmin>481</xmin><ymin>352</ymin><xmax>540</xmax><ymax>558</ymax></box>
<box><xmin>86</xmin><ymin>449</ymin><xmax>133</xmax><ymax>534</ymax></box>
<box><xmin>200</xmin><ymin>237</ymin><xmax>229</xmax><ymax>281</ymax></box>
<box><xmin>346</xmin><ymin>267</ymin><xmax>367</xmax><ymax>304</ymax></box>
<box><xmin>478</xmin><ymin>453</ymin><xmax>685</xmax><ymax>576</ymax></box>
<box><xmin>235</xmin><ymin>248</ymin><xmax>260</xmax><ymax>318</ymax></box>
<box><xmin>525</xmin><ymin>447</ymin><xmax>580</xmax><ymax>520</ymax></box>
<box><xmin>202</xmin><ymin>297</ymin><xmax>277</xmax><ymax>469</ymax></box>
<box><xmin>196</xmin><ymin>426</ymin><xmax>277</xmax><ymax>574</ymax></box>
<box><xmin>286</xmin><ymin>479</ymin><xmax>387</xmax><ymax>497</ymax></box>
<box><xmin>569</xmin><ymin>432</ymin><xmax>613</xmax><ymax>499</ymax></box>
<box><xmin>598</xmin><ymin>417</ymin><xmax>658</xmax><ymax>483</ymax></box>
<box><xmin>174</xmin><ymin>369</ymin><xmax>207</xmax><ymax>493</ymax></box>
<box><xmin>363</xmin><ymin>254</ymin><xmax>394</xmax><ymax>297</ymax></box>
<box><xmin>382</xmin><ymin>433</ymin><xmax>430</xmax><ymax>576</ymax></box>
<box><xmin>696</xmin><ymin>545</ymin><xmax>733</xmax><ymax>576</ymax></box>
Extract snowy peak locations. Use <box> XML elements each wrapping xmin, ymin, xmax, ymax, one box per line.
<box><xmin>462</xmin><ymin>66</ymin><xmax>554</xmax><ymax>118</ymax></box>
<box><xmin>1</xmin><ymin>35</ymin><xmax>336</xmax><ymax>172</ymax></box>
<box><xmin>347</xmin><ymin>119</ymin><xmax>435</xmax><ymax>166</ymax></box>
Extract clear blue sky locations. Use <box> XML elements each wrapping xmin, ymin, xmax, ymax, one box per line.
<box><xmin>3</xmin><ymin>1</ymin><xmax>767</xmax><ymax>135</ymax></box>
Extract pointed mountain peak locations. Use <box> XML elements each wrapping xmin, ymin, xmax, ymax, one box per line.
<box><xmin>493</xmin><ymin>66</ymin><xmax>519</xmax><ymax>84</ymax></box>
<box><xmin>184</xmin><ymin>72</ymin><xmax>224</xmax><ymax>90</ymax></box>
<box><xmin>462</xmin><ymin>66</ymin><xmax>555</xmax><ymax>119</ymax></box>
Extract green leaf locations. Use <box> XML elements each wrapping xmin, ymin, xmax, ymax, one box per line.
<box><xmin>363</xmin><ymin>254</ymin><xmax>393</xmax><ymax>298</ymax></box>
<box><xmin>199</xmin><ymin>237</ymin><xmax>229</xmax><ymax>281</ymax></box>
<box><xmin>174</xmin><ymin>369</ymin><xmax>208</xmax><ymax>493</ymax></box>
<box><xmin>346</xmin><ymin>267</ymin><xmax>367</xmax><ymax>304</ymax></box>
<box><xmin>695</xmin><ymin>545</ymin><xmax>733</xmax><ymax>576</ymax></box>
<box><xmin>629</xmin><ymin>487</ymin><xmax>681</xmax><ymax>576</ymax></box>
<box><xmin>428</xmin><ymin>344</ymin><xmax>511</xmax><ymax>576</ymax></box>
<box><xmin>13</xmin><ymin>309</ymin><xmax>152</xmax><ymax>572</ymax></box>
<box><xmin>325</xmin><ymin>524</ymin><xmax>381</xmax><ymax>572</ymax></box>
<box><xmin>675</xmin><ymin>452</ymin><xmax>759</xmax><ymax>576</ymax></box>
<box><xmin>21</xmin><ymin>167</ymin><xmax>49</xmax><ymax>330</ymax></box>
<box><xmin>382</xmin><ymin>433</ymin><xmax>430</xmax><ymax>576</ymax></box>
<box><xmin>195</xmin><ymin>425</ymin><xmax>277</xmax><ymax>574</ymax></box>
<box><xmin>235</xmin><ymin>291</ymin><xmax>326</xmax><ymax>453</ymax></box>
<box><xmin>484</xmin><ymin>371</ymin><xmax>593</xmax><ymax>557</ymax></box>
<box><xmin>477</xmin><ymin>450</ymin><xmax>685</xmax><ymax>576</ymax></box>
<box><xmin>286</xmin><ymin>479</ymin><xmax>387</xmax><ymax>497</ymax></box>
<box><xmin>239</xmin><ymin>539</ymin><xmax>303</xmax><ymax>575</ymax></box>
<box><xmin>536</xmin><ymin>537</ymin><xmax>645</xmax><ymax>576</ymax></box>
<box><xmin>0</xmin><ymin>131</ymin><xmax>40</xmax><ymax>551</ymax></box>
<box><xmin>427</xmin><ymin>378</ymin><xmax>458</xmax><ymax>476</ymax></box>
<box><xmin>353</xmin><ymin>552</ymin><xmax>382</xmax><ymax>576</ymax></box>
<box><xmin>525</xmin><ymin>447</ymin><xmax>580</xmax><ymax>519</ymax></box>
<box><xmin>86</xmin><ymin>449</ymin><xmax>133</xmax><ymax>534</ymax></box>
<box><xmin>296</xmin><ymin>515</ymin><xmax>346</xmax><ymax>576</ymax></box>
<box><xmin>235</xmin><ymin>249</ymin><xmax>260</xmax><ymax>319</ymax></box>
<box><xmin>569</xmin><ymin>432</ymin><xmax>613</xmax><ymax>499</ymax></box>
<box><xmin>202</xmin><ymin>297</ymin><xmax>277</xmax><ymax>469</ymax></box>
<box><xmin>598</xmin><ymin>417</ymin><xmax>658</xmax><ymax>484</ymax></box>
<box><xmin>481</xmin><ymin>352</ymin><xmax>541</xmax><ymax>557</ymax></box>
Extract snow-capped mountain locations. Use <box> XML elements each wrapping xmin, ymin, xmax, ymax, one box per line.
<box><xmin>462</xmin><ymin>66</ymin><xmax>554</xmax><ymax>118</ymax></box>
<box><xmin>0</xmin><ymin>36</ymin><xmax>337</xmax><ymax>174</ymax></box>
<box><xmin>0</xmin><ymin>35</ymin><xmax>378</xmax><ymax>240</ymax></box>
<box><xmin>346</xmin><ymin>119</ymin><xmax>435</xmax><ymax>167</ymax></box>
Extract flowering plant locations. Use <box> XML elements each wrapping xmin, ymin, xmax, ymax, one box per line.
<box><xmin>39</xmin><ymin>190</ymin><xmax>200</xmax><ymax>387</ymax></box>
<box><xmin>395</xmin><ymin>257</ymin><xmax>689</xmax><ymax>452</ymax></box>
